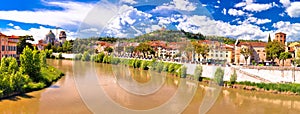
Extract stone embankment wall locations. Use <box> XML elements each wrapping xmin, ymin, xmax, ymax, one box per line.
<box><xmin>184</xmin><ymin>63</ymin><xmax>300</xmax><ymax>83</ymax></box>
<box><xmin>52</xmin><ymin>53</ymin><xmax>75</xmax><ymax>59</ymax></box>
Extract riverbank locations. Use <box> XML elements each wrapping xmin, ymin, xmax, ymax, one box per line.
<box><xmin>224</xmin><ymin>81</ymin><xmax>300</xmax><ymax>96</ymax></box>
<box><xmin>53</xmin><ymin>52</ymin><xmax>300</xmax><ymax>96</ymax></box>
<box><xmin>0</xmin><ymin>47</ymin><xmax>65</xmax><ymax>100</ymax></box>
<box><xmin>0</xmin><ymin>65</ymin><xmax>64</xmax><ymax>99</ymax></box>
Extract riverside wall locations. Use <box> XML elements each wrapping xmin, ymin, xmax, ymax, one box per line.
<box><xmin>184</xmin><ymin>63</ymin><xmax>300</xmax><ymax>83</ymax></box>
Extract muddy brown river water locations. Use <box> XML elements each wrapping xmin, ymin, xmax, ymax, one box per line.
<box><xmin>0</xmin><ymin>59</ymin><xmax>300</xmax><ymax>114</ymax></box>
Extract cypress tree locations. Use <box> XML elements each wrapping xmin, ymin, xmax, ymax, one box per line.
<box><xmin>268</xmin><ymin>33</ymin><xmax>271</xmax><ymax>42</ymax></box>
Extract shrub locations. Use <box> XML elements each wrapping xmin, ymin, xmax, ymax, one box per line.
<box><xmin>128</xmin><ymin>59</ymin><xmax>135</xmax><ymax>67</ymax></box>
<box><xmin>102</xmin><ymin>55</ymin><xmax>112</xmax><ymax>64</ymax></box>
<box><xmin>56</xmin><ymin>52</ymin><xmax>63</xmax><ymax>59</ymax></box>
<box><xmin>179</xmin><ymin>66</ymin><xmax>187</xmax><ymax>78</ymax></box>
<box><xmin>155</xmin><ymin>61</ymin><xmax>164</xmax><ymax>73</ymax></box>
<box><xmin>214</xmin><ymin>67</ymin><xmax>224</xmax><ymax>86</ymax></box>
<box><xmin>194</xmin><ymin>65</ymin><xmax>203</xmax><ymax>81</ymax></box>
<box><xmin>95</xmin><ymin>52</ymin><xmax>105</xmax><ymax>63</ymax></box>
<box><xmin>81</xmin><ymin>51</ymin><xmax>91</xmax><ymax>61</ymax></box>
<box><xmin>134</xmin><ymin>59</ymin><xmax>142</xmax><ymax>68</ymax></box>
<box><xmin>163</xmin><ymin>63</ymin><xmax>170</xmax><ymax>72</ymax></box>
<box><xmin>230</xmin><ymin>70</ymin><xmax>237</xmax><ymax>84</ymax></box>
<box><xmin>140</xmin><ymin>61</ymin><xmax>150</xmax><ymax>70</ymax></box>
<box><xmin>168</xmin><ymin>63</ymin><xmax>176</xmax><ymax>73</ymax></box>
<box><xmin>149</xmin><ymin>59</ymin><xmax>157</xmax><ymax>70</ymax></box>
<box><xmin>74</xmin><ymin>54</ymin><xmax>82</xmax><ymax>60</ymax></box>
<box><xmin>111</xmin><ymin>57</ymin><xmax>121</xmax><ymax>65</ymax></box>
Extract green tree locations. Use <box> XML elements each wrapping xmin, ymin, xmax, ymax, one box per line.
<box><xmin>230</xmin><ymin>70</ymin><xmax>237</xmax><ymax>84</ymax></box>
<box><xmin>194</xmin><ymin>65</ymin><xmax>203</xmax><ymax>81</ymax></box>
<box><xmin>279</xmin><ymin>52</ymin><xmax>292</xmax><ymax>66</ymax></box>
<box><xmin>62</xmin><ymin>41</ymin><xmax>72</xmax><ymax>52</ymax></box>
<box><xmin>214</xmin><ymin>67</ymin><xmax>224</xmax><ymax>86</ymax></box>
<box><xmin>268</xmin><ymin>33</ymin><xmax>271</xmax><ymax>42</ymax></box>
<box><xmin>134</xmin><ymin>43</ymin><xmax>153</xmax><ymax>58</ymax></box>
<box><xmin>81</xmin><ymin>51</ymin><xmax>91</xmax><ymax>61</ymax></box>
<box><xmin>193</xmin><ymin>42</ymin><xmax>210</xmax><ymax>61</ymax></box>
<box><xmin>265</xmin><ymin>41</ymin><xmax>285</xmax><ymax>63</ymax></box>
<box><xmin>240</xmin><ymin>46</ymin><xmax>252</xmax><ymax>65</ymax></box>
<box><xmin>104</xmin><ymin>47</ymin><xmax>113</xmax><ymax>54</ymax></box>
<box><xmin>20</xmin><ymin>46</ymin><xmax>41</xmax><ymax>82</ymax></box>
<box><xmin>17</xmin><ymin>35</ymin><xmax>34</xmax><ymax>54</ymax></box>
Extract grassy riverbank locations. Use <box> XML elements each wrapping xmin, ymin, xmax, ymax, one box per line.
<box><xmin>226</xmin><ymin>81</ymin><xmax>300</xmax><ymax>95</ymax></box>
<box><xmin>0</xmin><ymin>47</ymin><xmax>64</xmax><ymax>99</ymax></box>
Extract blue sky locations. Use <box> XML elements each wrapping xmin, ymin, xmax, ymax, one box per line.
<box><xmin>0</xmin><ymin>0</ymin><xmax>300</xmax><ymax>43</ymax></box>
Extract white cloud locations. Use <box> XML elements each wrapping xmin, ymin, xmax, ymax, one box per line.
<box><xmin>214</xmin><ymin>6</ymin><xmax>220</xmax><ymax>8</ymax></box>
<box><xmin>7</xmin><ymin>23</ymin><xmax>14</xmax><ymax>27</ymax></box>
<box><xmin>280</xmin><ymin>0</ymin><xmax>291</xmax><ymax>7</ymax></box>
<box><xmin>228</xmin><ymin>8</ymin><xmax>245</xmax><ymax>16</ymax></box>
<box><xmin>272</xmin><ymin>21</ymin><xmax>300</xmax><ymax>41</ymax></box>
<box><xmin>202</xmin><ymin>4</ymin><xmax>207</xmax><ymax>7</ymax></box>
<box><xmin>120</xmin><ymin>0</ymin><xmax>137</xmax><ymax>4</ymax></box>
<box><xmin>272</xmin><ymin>21</ymin><xmax>291</xmax><ymax>29</ymax></box>
<box><xmin>175</xmin><ymin>15</ymin><xmax>275</xmax><ymax>41</ymax></box>
<box><xmin>153</xmin><ymin>0</ymin><xmax>197</xmax><ymax>12</ymax></box>
<box><xmin>145</xmin><ymin>25</ymin><xmax>161</xmax><ymax>33</ymax></box>
<box><xmin>0</xmin><ymin>26</ymin><xmax>76</xmax><ymax>44</ymax></box>
<box><xmin>243</xmin><ymin>3</ymin><xmax>273</xmax><ymax>12</ymax></box>
<box><xmin>279</xmin><ymin>12</ymin><xmax>285</xmax><ymax>17</ymax></box>
<box><xmin>222</xmin><ymin>8</ymin><xmax>227</xmax><ymax>15</ymax></box>
<box><xmin>234</xmin><ymin>2</ymin><xmax>247</xmax><ymax>8</ymax></box>
<box><xmin>286</xmin><ymin>2</ymin><xmax>300</xmax><ymax>18</ymax></box>
<box><xmin>244</xmin><ymin>17</ymin><xmax>271</xmax><ymax>25</ymax></box>
<box><xmin>217</xmin><ymin>0</ymin><xmax>220</xmax><ymax>4</ymax></box>
<box><xmin>0</xmin><ymin>1</ymin><xmax>95</xmax><ymax>29</ymax></box>
<box><xmin>13</xmin><ymin>26</ymin><xmax>21</xmax><ymax>30</ymax></box>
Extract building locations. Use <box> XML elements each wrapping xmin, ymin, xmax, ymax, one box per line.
<box><xmin>234</xmin><ymin>39</ymin><xmax>267</xmax><ymax>65</ymax></box>
<box><xmin>59</xmin><ymin>31</ymin><xmax>67</xmax><ymax>44</ymax></box>
<box><xmin>45</xmin><ymin>30</ymin><xmax>56</xmax><ymax>45</ymax></box>
<box><xmin>35</xmin><ymin>39</ymin><xmax>48</xmax><ymax>51</ymax></box>
<box><xmin>96</xmin><ymin>41</ymin><xmax>113</xmax><ymax>54</ymax></box>
<box><xmin>0</xmin><ymin>33</ymin><xmax>20</xmax><ymax>59</ymax></box>
<box><xmin>197</xmin><ymin>40</ymin><xmax>228</xmax><ymax>63</ymax></box>
<box><xmin>274</xmin><ymin>32</ymin><xmax>286</xmax><ymax>44</ymax></box>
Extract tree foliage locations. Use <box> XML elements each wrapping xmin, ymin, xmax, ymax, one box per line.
<box><xmin>240</xmin><ymin>46</ymin><xmax>253</xmax><ymax>65</ymax></box>
<box><xmin>265</xmin><ymin>41</ymin><xmax>285</xmax><ymax>63</ymax></box>
<box><xmin>20</xmin><ymin>46</ymin><xmax>41</xmax><ymax>82</ymax></box>
<box><xmin>192</xmin><ymin>42</ymin><xmax>210</xmax><ymax>60</ymax></box>
<box><xmin>279</xmin><ymin>52</ymin><xmax>292</xmax><ymax>66</ymax></box>
<box><xmin>134</xmin><ymin>43</ymin><xmax>153</xmax><ymax>58</ymax></box>
<box><xmin>214</xmin><ymin>67</ymin><xmax>224</xmax><ymax>86</ymax></box>
<box><xmin>17</xmin><ymin>35</ymin><xmax>34</xmax><ymax>54</ymax></box>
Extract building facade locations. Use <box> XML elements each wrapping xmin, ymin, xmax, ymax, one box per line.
<box><xmin>234</xmin><ymin>39</ymin><xmax>267</xmax><ymax>65</ymax></box>
<box><xmin>0</xmin><ymin>33</ymin><xmax>20</xmax><ymax>60</ymax></box>
<box><xmin>274</xmin><ymin>32</ymin><xmax>286</xmax><ymax>44</ymax></box>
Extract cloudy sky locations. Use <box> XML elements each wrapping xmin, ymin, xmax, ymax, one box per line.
<box><xmin>0</xmin><ymin>0</ymin><xmax>300</xmax><ymax>43</ymax></box>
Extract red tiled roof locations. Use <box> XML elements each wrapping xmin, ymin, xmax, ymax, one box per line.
<box><xmin>0</xmin><ymin>32</ymin><xmax>7</xmax><ymax>36</ymax></box>
<box><xmin>275</xmin><ymin>32</ymin><xmax>286</xmax><ymax>35</ymax></box>
<box><xmin>236</xmin><ymin>42</ymin><xmax>267</xmax><ymax>47</ymax></box>
<box><xmin>9</xmin><ymin>35</ymin><xmax>20</xmax><ymax>39</ymax></box>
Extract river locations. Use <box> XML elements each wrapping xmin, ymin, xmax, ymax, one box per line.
<box><xmin>0</xmin><ymin>59</ymin><xmax>300</xmax><ymax>114</ymax></box>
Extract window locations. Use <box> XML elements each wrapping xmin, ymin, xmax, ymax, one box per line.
<box><xmin>216</xmin><ymin>54</ymin><xmax>218</xmax><ymax>57</ymax></box>
<box><xmin>2</xmin><ymin>46</ymin><xmax>4</xmax><ymax>51</ymax></box>
<box><xmin>257</xmin><ymin>50</ymin><xmax>260</xmax><ymax>52</ymax></box>
<box><xmin>226</xmin><ymin>55</ymin><xmax>228</xmax><ymax>57</ymax></box>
